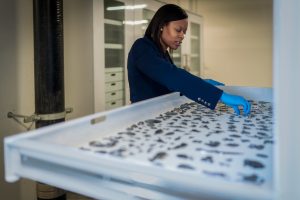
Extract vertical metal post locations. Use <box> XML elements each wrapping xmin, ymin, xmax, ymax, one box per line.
<box><xmin>33</xmin><ymin>0</ymin><xmax>66</xmax><ymax>199</ymax></box>
<box><xmin>274</xmin><ymin>0</ymin><xmax>300</xmax><ymax>199</ymax></box>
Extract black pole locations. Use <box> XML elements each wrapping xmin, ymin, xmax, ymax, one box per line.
<box><xmin>33</xmin><ymin>0</ymin><xmax>65</xmax><ymax>127</ymax></box>
<box><xmin>33</xmin><ymin>0</ymin><xmax>66</xmax><ymax>199</ymax></box>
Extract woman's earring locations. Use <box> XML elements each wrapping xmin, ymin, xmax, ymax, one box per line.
<box><xmin>160</xmin><ymin>28</ymin><xmax>163</xmax><ymax>31</ymax></box>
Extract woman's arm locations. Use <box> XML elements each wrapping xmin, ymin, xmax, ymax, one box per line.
<box><xmin>131</xmin><ymin>39</ymin><xmax>223</xmax><ymax>109</ymax></box>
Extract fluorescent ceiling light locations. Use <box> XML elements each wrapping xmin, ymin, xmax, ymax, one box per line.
<box><xmin>107</xmin><ymin>4</ymin><xmax>147</xmax><ymax>11</ymax></box>
<box><xmin>123</xmin><ymin>20</ymin><xmax>148</xmax><ymax>25</ymax></box>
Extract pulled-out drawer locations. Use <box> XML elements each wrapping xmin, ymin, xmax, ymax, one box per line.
<box><xmin>4</xmin><ymin>86</ymin><xmax>274</xmax><ymax>200</ymax></box>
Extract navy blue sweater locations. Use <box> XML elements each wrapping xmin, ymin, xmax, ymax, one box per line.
<box><xmin>127</xmin><ymin>36</ymin><xmax>223</xmax><ymax>109</ymax></box>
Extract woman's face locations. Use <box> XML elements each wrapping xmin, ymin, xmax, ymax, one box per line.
<box><xmin>160</xmin><ymin>18</ymin><xmax>188</xmax><ymax>51</ymax></box>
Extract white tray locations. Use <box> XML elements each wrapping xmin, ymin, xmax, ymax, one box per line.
<box><xmin>4</xmin><ymin>86</ymin><xmax>274</xmax><ymax>200</ymax></box>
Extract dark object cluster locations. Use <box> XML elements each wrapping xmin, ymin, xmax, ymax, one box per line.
<box><xmin>80</xmin><ymin>100</ymin><xmax>273</xmax><ymax>186</ymax></box>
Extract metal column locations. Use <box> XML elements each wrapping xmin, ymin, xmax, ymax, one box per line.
<box><xmin>33</xmin><ymin>0</ymin><xmax>66</xmax><ymax>199</ymax></box>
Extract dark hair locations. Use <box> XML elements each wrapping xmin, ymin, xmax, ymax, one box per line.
<box><xmin>145</xmin><ymin>4</ymin><xmax>188</xmax><ymax>54</ymax></box>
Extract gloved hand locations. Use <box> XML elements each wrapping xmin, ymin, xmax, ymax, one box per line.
<box><xmin>220</xmin><ymin>92</ymin><xmax>251</xmax><ymax>115</ymax></box>
<box><xmin>204</xmin><ymin>79</ymin><xmax>225</xmax><ymax>86</ymax></box>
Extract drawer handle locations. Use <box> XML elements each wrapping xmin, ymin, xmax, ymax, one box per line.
<box><xmin>111</xmin><ymin>83</ymin><xmax>116</xmax><ymax>86</ymax></box>
<box><xmin>110</xmin><ymin>73</ymin><xmax>116</xmax><ymax>77</ymax></box>
<box><xmin>111</xmin><ymin>92</ymin><xmax>116</xmax><ymax>95</ymax></box>
<box><xmin>111</xmin><ymin>102</ymin><xmax>116</xmax><ymax>105</ymax></box>
<box><xmin>90</xmin><ymin>116</ymin><xmax>106</xmax><ymax>125</ymax></box>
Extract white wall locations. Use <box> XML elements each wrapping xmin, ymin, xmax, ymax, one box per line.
<box><xmin>0</xmin><ymin>0</ymin><xmax>33</xmax><ymax>199</ymax></box>
<box><xmin>0</xmin><ymin>0</ymin><xmax>20</xmax><ymax>197</ymax></box>
<box><xmin>196</xmin><ymin>0</ymin><xmax>273</xmax><ymax>87</ymax></box>
<box><xmin>64</xmin><ymin>0</ymin><xmax>95</xmax><ymax>120</ymax></box>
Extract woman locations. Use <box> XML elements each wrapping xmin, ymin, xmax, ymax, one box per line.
<box><xmin>127</xmin><ymin>4</ymin><xmax>250</xmax><ymax>115</ymax></box>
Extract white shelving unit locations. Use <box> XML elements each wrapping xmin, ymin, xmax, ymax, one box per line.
<box><xmin>103</xmin><ymin>0</ymin><xmax>126</xmax><ymax>110</ymax></box>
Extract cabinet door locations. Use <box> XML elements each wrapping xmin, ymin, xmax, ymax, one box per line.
<box><xmin>182</xmin><ymin>14</ymin><xmax>203</xmax><ymax>77</ymax></box>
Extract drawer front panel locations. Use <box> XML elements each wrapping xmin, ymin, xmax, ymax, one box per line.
<box><xmin>105</xmin><ymin>90</ymin><xmax>124</xmax><ymax>102</ymax></box>
<box><xmin>105</xmin><ymin>71</ymin><xmax>123</xmax><ymax>82</ymax></box>
<box><xmin>105</xmin><ymin>81</ymin><xmax>123</xmax><ymax>92</ymax></box>
<box><xmin>105</xmin><ymin>99</ymin><xmax>123</xmax><ymax>110</ymax></box>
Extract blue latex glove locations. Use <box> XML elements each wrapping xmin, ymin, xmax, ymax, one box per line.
<box><xmin>204</xmin><ymin>79</ymin><xmax>225</xmax><ymax>86</ymax></box>
<box><xmin>220</xmin><ymin>92</ymin><xmax>251</xmax><ymax>115</ymax></box>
